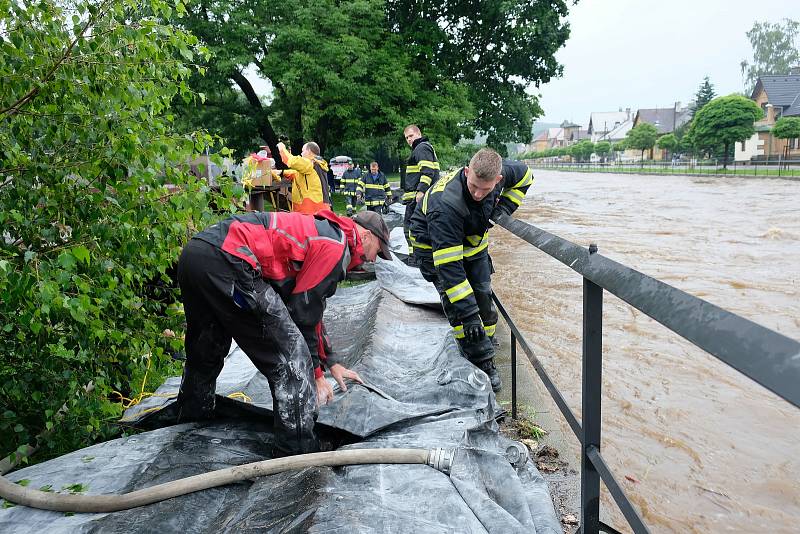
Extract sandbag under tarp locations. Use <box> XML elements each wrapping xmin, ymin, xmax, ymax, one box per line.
<box><xmin>387</xmin><ymin>202</ymin><xmax>405</xmax><ymax>218</ymax></box>
<box><xmin>0</xmin><ymin>283</ymin><xmax>561</xmax><ymax>533</ymax></box>
<box><xmin>381</xmin><ymin>204</ymin><xmax>404</xmax><ymax>230</ymax></box>
<box><xmin>375</xmin><ymin>252</ymin><xmax>441</xmax><ymax>308</ymax></box>
<box><xmin>389</xmin><ymin>225</ymin><xmax>409</xmax><ymax>257</ymax></box>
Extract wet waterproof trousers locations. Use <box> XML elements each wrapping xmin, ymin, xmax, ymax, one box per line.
<box><xmin>344</xmin><ymin>194</ymin><xmax>359</xmax><ymax>214</ymax></box>
<box><xmin>403</xmin><ymin>197</ymin><xmax>418</xmax><ymax>257</ymax></box>
<box><xmin>417</xmin><ymin>253</ymin><xmax>498</xmax><ymax>364</ymax></box>
<box><xmin>176</xmin><ymin>239</ymin><xmax>319</xmax><ymax>456</ymax></box>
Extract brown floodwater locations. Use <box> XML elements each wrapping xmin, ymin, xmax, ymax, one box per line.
<box><xmin>490</xmin><ymin>169</ymin><xmax>800</xmax><ymax>533</ymax></box>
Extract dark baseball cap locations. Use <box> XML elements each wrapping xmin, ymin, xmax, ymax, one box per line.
<box><xmin>352</xmin><ymin>211</ymin><xmax>392</xmax><ymax>260</ymax></box>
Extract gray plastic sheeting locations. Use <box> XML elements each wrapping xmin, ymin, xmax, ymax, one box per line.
<box><xmin>389</xmin><ymin>226</ymin><xmax>409</xmax><ymax>257</ymax></box>
<box><xmin>0</xmin><ymin>283</ymin><xmax>560</xmax><ymax>533</ymax></box>
<box><xmin>375</xmin><ymin>253</ymin><xmax>441</xmax><ymax>309</ymax></box>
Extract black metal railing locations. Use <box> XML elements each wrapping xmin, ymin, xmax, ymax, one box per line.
<box><xmin>491</xmin><ymin>213</ymin><xmax>800</xmax><ymax>534</ymax></box>
<box><xmin>525</xmin><ymin>159</ymin><xmax>800</xmax><ymax>178</ymax></box>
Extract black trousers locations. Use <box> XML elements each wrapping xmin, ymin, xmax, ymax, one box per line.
<box><xmin>418</xmin><ymin>253</ymin><xmax>498</xmax><ymax>364</ymax></box>
<box><xmin>344</xmin><ymin>193</ymin><xmax>359</xmax><ymax>212</ymax></box>
<box><xmin>402</xmin><ymin>197</ymin><xmax>417</xmax><ymax>255</ymax></box>
<box><xmin>176</xmin><ymin>239</ymin><xmax>318</xmax><ymax>455</ymax></box>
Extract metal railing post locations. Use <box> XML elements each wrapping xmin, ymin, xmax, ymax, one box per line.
<box><xmin>511</xmin><ymin>331</ymin><xmax>518</xmax><ymax>419</ymax></box>
<box><xmin>582</xmin><ymin>243</ymin><xmax>603</xmax><ymax>534</ymax></box>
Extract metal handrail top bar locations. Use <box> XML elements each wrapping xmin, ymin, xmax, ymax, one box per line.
<box><xmin>492</xmin><ymin>213</ymin><xmax>800</xmax><ymax>410</ymax></box>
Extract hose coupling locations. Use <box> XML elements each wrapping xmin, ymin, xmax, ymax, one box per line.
<box><xmin>504</xmin><ymin>441</ymin><xmax>530</xmax><ymax>469</ymax></box>
<box><xmin>427</xmin><ymin>448</ymin><xmax>455</xmax><ymax>475</ymax></box>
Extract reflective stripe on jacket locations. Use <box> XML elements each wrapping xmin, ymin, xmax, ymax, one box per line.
<box><xmin>340</xmin><ymin>169</ymin><xmax>363</xmax><ymax>194</ymax></box>
<box><xmin>362</xmin><ymin>171</ymin><xmax>391</xmax><ymax>206</ymax></box>
<box><xmin>403</xmin><ymin>137</ymin><xmax>439</xmax><ymax>201</ymax></box>
<box><xmin>408</xmin><ymin>159</ymin><xmax>533</xmax><ymax>319</ymax></box>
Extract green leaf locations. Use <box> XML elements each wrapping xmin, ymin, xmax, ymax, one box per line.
<box><xmin>57</xmin><ymin>252</ymin><xmax>77</xmax><ymax>270</ymax></box>
<box><xmin>61</xmin><ymin>483</ymin><xmax>88</xmax><ymax>494</ymax></box>
<box><xmin>16</xmin><ymin>479</ymin><xmax>30</xmax><ymax>487</ymax></box>
<box><xmin>72</xmin><ymin>245</ymin><xmax>91</xmax><ymax>265</ymax></box>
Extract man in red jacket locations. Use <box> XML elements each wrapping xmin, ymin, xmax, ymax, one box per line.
<box><xmin>175</xmin><ymin>210</ymin><xmax>391</xmax><ymax>456</ymax></box>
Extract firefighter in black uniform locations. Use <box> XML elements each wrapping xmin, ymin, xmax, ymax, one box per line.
<box><xmin>362</xmin><ymin>161</ymin><xmax>392</xmax><ymax>213</ymax></box>
<box><xmin>409</xmin><ymin>148</ymin><xmax>533</xmax><ymax>391</ymax></box>
<box><xmin>402</xmin><ymin>124</ymin><xmax>439</xmax><ymax>264</ymax></box>
<box><xmin>340</xmin><ymin>161</ymin><xmax>363</xmax><ymax>216</ymax></box>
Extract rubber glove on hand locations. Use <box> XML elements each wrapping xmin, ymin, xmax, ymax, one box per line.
<box><xmin>462</xmin><ymin>313</ymin><xmax>485</xmax><ymax>343</ymax></box>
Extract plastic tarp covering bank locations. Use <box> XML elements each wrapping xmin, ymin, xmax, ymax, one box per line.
<box><xmin>0</xmin><ymin>282</ymin><xmax>560</xmax><ymax>533</ymax></box>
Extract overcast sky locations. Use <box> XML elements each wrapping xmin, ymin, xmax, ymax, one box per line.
<box><xmin>536</xmin><ymin>0</ymin><xmax>799</xmax><ymax>125</ymax></box>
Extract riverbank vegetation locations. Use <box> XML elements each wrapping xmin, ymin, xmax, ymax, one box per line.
<box><xmin>0</xmin><ymin>0</ymin><xmax>575</xmax><ymax>463</ymax></box>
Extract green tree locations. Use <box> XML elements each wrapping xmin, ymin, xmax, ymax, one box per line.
<box><xmin>686</xmin><ymin>95</ymin><xmax>763</xmax><ymax>168</ymax></box>
<box><xmin>677</xmin><ymin>133</ymin><xmax>695</xmax><ymax>156</ymax></box>
<box><xmin>772</xmin><ymin>116</ymin><xmax>800</xmax><ymax>139</ymax></box>
<box><xmin>568</xmin><ymin>140</ymin><xmax>594</xmax><ymax>162</ymax></box>
<box><xmin>772</xmin><ymin>117</ymin><xmax>800</xmax><ymax>159</ymax></box>
<box><xmin>0</xmin><ymin>0</ymin><xmax>232</xmax><ymax>462</ymax></box>
<box><xmin>692</xmin><ymin>76</ymin><xmax>717</xmax><ymax>117</ymax></box>
<box><xmin>740</xmin><ymin>18</ymin><xmax>800</xmax><ymax>93</ymax></box>
<box><xmin>625</xmin><ymin>123</ymin><xmax>659</xmax><ymax>165</ymax></box>
<box><xmin>175</xmin><ymin>0</ymin><xmax>573</xmax><ymax>161</ymax></box>
<box><xmin>594</xmin><ymin>140</ymin><xmax>611</xmax><ymax>161</ymax></box>
<box><xmin>386</xmin><ymin>0</ymin><xmax>573</xmax><ymax>147</ymax></box>
<box><xmin>657</xmin><ymin>133</ymin><xmax>679</xmax><ymax>158</ymax></box>
<box><xmin>175</xmin><ymin>0</ymin><xmax>473</xmax><ymax>160</ymax></box>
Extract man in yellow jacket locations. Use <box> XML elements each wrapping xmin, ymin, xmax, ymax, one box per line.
<box><xmin>277</xmin><ymin>141</ymin><xmax>329</xmax><ymax>214</ymax></box>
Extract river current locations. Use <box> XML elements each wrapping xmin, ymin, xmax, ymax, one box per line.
<box><xmin>490</xmin><ymin>169</ymin><xmax>800</xmax><ymax>532</ymax></box>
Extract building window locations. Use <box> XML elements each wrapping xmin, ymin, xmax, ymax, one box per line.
<box><xmin>741</xmin><ymin>141</ymin><xmax>746</xmax><ymax>151</ymax></box>
<box><xmin>790</xmin><ymin>138</ymin><xmax>799</xmax><ymax>149</ymax></box>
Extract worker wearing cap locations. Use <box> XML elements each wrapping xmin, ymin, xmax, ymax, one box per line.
<box><xmin>175</xmin><ymin>209</ymin><xmax>392</xmax><ymax>456</ymax></box>
<box><xmin>409</xmin><ymin>148</ymin><xmax>533</xmax><ymax>392</ymax></box>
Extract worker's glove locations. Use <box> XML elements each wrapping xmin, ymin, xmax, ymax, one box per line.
<box><xmin>461</xmin><ymin>313</ymin><xmax>485</xmax><ymax>344</ymax></box>
<box><xmin>489</xmin><ymin>206</ymin><xmax>509</xmax><ymax>225</ymax></box>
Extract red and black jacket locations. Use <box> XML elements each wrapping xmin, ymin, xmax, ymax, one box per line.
<box><xmin>194</xmin><ymin>210</ymin><xmax>364</xmax><ymax>377</ymax></box>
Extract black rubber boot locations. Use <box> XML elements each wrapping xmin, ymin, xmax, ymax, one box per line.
<box><xmin>479</xmin><ymin>360</ymin><xmax>502</xmax><ymax>393</ymax></box>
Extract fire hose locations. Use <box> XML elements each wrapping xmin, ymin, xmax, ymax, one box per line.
<box><xmin>0</xmin><ymin>448</ymin><xmax>455</xmax><ymax>513</ymax></box>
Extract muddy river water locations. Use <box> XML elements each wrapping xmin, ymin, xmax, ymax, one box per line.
<box><xmin>490</xmin><ymin>169</ymin><xmax>800</xmax><ymax>532</ymax></box>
